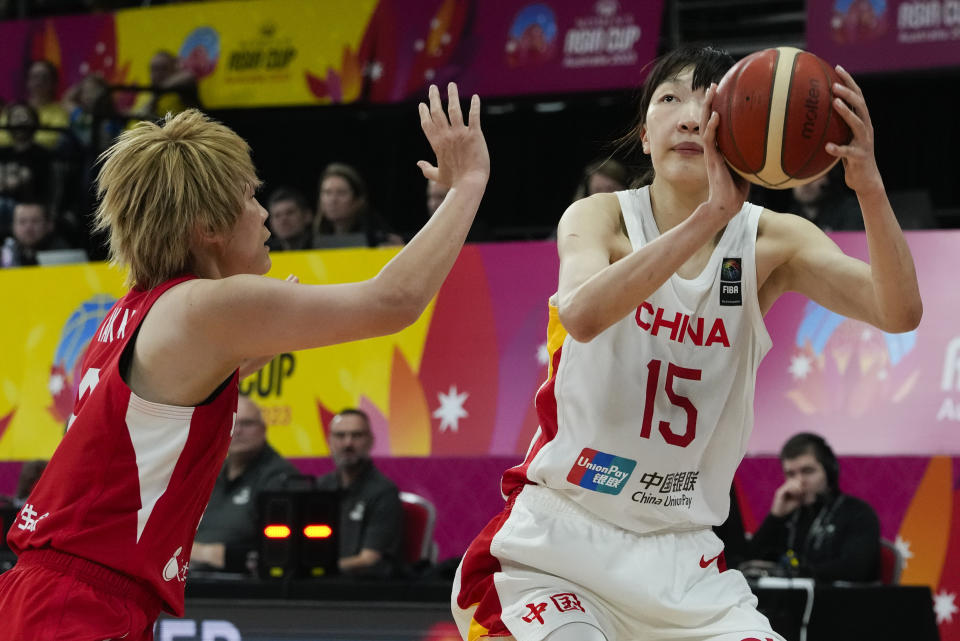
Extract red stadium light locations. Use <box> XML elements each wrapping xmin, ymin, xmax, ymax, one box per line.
<box><xmin>303</xmin><ymin>524</ymin><xmax>333</xmax><ymax>539</ymax></box>
<box><xmin>264</xmin><ymin>524</ymin><xmax>292</xmax><ymax>538</ymax></box>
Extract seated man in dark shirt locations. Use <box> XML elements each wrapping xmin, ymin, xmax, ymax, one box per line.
<box><xmin>746</xmin><ymin>432</ymin><xmax>880</xmax><ymax>583</ymax></box>
<box><xmin>1</xmin><ymin>201</ymin><xmax>72</xmax><ymax>267</ymax></box>
<box><xmin>266</xmin><ymin>186</ymin><xmax>315</xmax><ymax>252</ymax></box>
<box><xmin>316</xmin><ymin>408</ymin><xmax>403</xmax><ymax>577</ymax></box>
<box><xmin>192</xmin><ymin>394</ymin><xmax>298</xmax><ymax>572</ymax></box>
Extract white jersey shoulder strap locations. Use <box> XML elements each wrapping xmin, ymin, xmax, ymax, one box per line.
<box><xmin>616</xmin><ymin>186</ymin><xmax>762</xmax><ymax>254</ymax></box>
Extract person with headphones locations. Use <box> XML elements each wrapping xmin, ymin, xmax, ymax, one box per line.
<box><xmin>745</xmin><ymin>432</ymin><xmax>880</xmax><ymax>582</ymax></box>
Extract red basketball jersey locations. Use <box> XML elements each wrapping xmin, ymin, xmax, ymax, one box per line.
<box><xmin>8</xmin><ymin>275</ymin><xmax>239</xmax><ymax>616</ymax></box>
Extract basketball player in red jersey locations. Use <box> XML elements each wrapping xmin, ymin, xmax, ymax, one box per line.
<box><xmin>453</xmin><ymin>47</ymin><xmax>920</xmax><ymax>641</ymax></box>
<box><xmin>0</xmin><ymin>83</ymin><xmax>487</xmax><ymax>640</ymax></box>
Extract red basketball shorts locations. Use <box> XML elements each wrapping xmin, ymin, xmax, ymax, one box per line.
<box><xmin>0</xmin><ymin>549</ymin><xmax>163</xmax><ymax>641</ymax></box>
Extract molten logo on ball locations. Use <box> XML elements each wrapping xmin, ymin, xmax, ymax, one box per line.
<box><xmin>714</xmin><ymin>47</ymin><xmax>852</xmax><ymax>189</ymax></box>
<box><xmin>801</xmin><ymin>79</ymin><xmax>822</xmax><ymax>140</ymax></box>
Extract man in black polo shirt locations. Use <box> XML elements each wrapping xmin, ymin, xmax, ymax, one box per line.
<box><xmin>316</xmin><ymin>408</ymin><xmax>403</xmax><ymax>577</ymax></box>
<box><xmin>192</xmin><ymin>394</ymin><xmax>298</xmax><ymax>572</ymax></box>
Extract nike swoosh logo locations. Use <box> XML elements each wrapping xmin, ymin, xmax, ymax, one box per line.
<box><xmin>699</xmin><ymin>553</ymin><xmax>723</xmax><ymax>569</ymax></box>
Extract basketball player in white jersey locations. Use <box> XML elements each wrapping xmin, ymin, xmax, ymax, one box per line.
<box><xmin>453</xmin><ymin>47</ymin><xmax>920</xmax><ymax>641</ymax></box>
<box><xmin>0</xmin><ymin>83</ymin><xmax>487</xmax><ymax>640</ymax></box>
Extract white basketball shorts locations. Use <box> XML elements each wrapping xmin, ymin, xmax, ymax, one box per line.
<box><xmin>452</xmin><ymin>484</ymin><xmax>784</xmax><ymax>641</ymax></box>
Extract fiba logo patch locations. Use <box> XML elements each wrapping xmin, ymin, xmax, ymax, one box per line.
<box><xmin>49</xmin><ymin>295</ymin><xmax>117</xmax><ymax>422</ymax></box>
<box><xmin>566</xmin><ymin>448</ymin><xmax>636</xmax><ymax>495</ymax></box>
<box><xmin>720</xmin><ymin>257</ymin><xmax>742</xmax><ymax>306</ymax></box>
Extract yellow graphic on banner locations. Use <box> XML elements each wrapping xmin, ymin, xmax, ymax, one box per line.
<box><xmin>0</xmin><ymin>248</ymin><xmax>434</xmax><ymax>462</ymax></box>
<box><xmin>115</xmin><ymin>0</ymin><xmax>378</xmax><ymax>108</ymax></box>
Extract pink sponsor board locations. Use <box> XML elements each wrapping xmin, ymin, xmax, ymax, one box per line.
<box><xmin>356</xmin><ymin>0</ymin><xmax>664</xmax><ymax>103</ymax></box>
<box><xmin>457</xmin><ymin>0</ymin><xmax>664</xmax><ymax>98</ymax></box>
<box><xmin>0</xmin><ymin>15</ymin><xmax>119</xmax><ymax>103</ymax></box>
<box><xmin>752</xmin><ymin>230</ymin><xmax>960</xmax><ymax>455</ymax></box>
<box><xmin>807</xmin><ymin>0</ymin><xmax>960</xmax><ymax>73</ymax></box>
<box><xmin>0</xmin><ymin>1</ymin><xmax>663</xmax><ymax>108</ymax></box>
<box><xmin>0</xmin><ymin>22</ymin><xmax>30</xmax><ymax>102</ymax></box>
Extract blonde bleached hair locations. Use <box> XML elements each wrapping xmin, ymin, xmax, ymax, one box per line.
<box><xmin>94</xmin><ymin>109</ymin><xmax>260</xmax><ymax>289</ymax></box>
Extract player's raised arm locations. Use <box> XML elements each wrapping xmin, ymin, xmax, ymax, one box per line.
<box><xmin>199</xmin><ymin>82</ymin><xmax>489</xmax><ymax>358</ymax></box>
<box><xmin>758</xmin><ymin>67</ymin><xmax>921</xmax><ymax>333</ymax></box>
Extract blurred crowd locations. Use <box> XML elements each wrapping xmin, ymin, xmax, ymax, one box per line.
<box><xmin>0</xmin><ymin>51</ymin><xmax>628</xmax><ymax>270</ymax></box>
<box><xmin>0</xmin><ymin>50</ymin><xmax>941</xmax><ymax>271</ymax></box>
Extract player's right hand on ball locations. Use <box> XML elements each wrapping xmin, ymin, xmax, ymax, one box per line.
<box><xmin>700</xmin><ymin>83</ymin><xmax>749</xmax><ymax>224</ymax></box>
<box><xmin>417</xmin><ymin>82</ymin><xmax>490</xmax><ymax>190</ymax></box>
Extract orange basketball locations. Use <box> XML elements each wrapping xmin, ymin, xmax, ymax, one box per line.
<box><xmin>713</xmin><ymin>47</ymin><xmax>852</xmax><ymax>189</ymax></box>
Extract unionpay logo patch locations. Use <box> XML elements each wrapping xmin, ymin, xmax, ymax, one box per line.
<box><xmin>566</xmin><ymin>448</ymin><xmax>636</xmax><ymax>495</ymax></box>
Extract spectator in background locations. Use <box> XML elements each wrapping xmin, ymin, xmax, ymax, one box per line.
<box><xmin>192</xmin><ymin>394</ymin><xmax>298</xmax><ymax>573</ymax></box>
<box><xmin>788</xmin><ymin>167</ymin><xmax>862</xmax><ymax>232</ymax></box>
<box><xmin>425</xmin><ymin>176</ymin><xmax>490</xmax><ymax>242</ymax></box>
<box><xmin>62</xmin><ymin>73</ymin><xmax>122</xmax><ymax>154</ymax></box>
<box><xmin>753</xmin><ymin>164</ymin><xmax>863</xmax><ymax>232</ymax></box>
<box><xmin>314</xmin><ymin>162</ymin><xmax>403</xmax><ymax>248</ymax></box>
<box><xmin>549</xmin><ymin>157</ymin><xmax>631</xmax><ymax>241</ymax></box>
<box><xmin>572</xmin><ymin>157</ymin><xmax>630</xmax><ymax>202</ymax></box>
<box><xmin>744</xmin><ymin>432</ymin><xmax>880</xmax><ymax>583</ymax></box>
<box><xmin>130</xmin><ymin>50</ymin><xmax>199</xmax><ymax>121</ymax></box>
<box><xmin>267</xmin><ymin>186</ymin><xmax>315</xmax><ymax>252</ymax></box>
<box><xmin>61</xmin><ymin>73</ymin><xmax>123</xmax><ymax>246</ymax></box>
<box><xmin>0</xmin><ymin>60</ymin><xmax>71</xmax><ymax>149</ymax></box>
<box><xmin>20</xmin><ymin>60</ymin><xmax>70</xmax><ymax>149</ymax></box>
<box><xmin>0</xmin><ymin>102</ymin><xmax>52</xmax><ymax>234</ymax></box>
<box><xmin>316</xmin><ymin>409</ymin><xmax>403</xmax><ymax>577</ymax></box>
<box><xmin>1</xmin><ymin>201</ymin><xmax>72</xmax><ymax>267</ymax></box>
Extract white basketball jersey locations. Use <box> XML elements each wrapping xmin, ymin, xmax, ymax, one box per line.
<box><xmin>503</xmin><ymin>187</ymin><xmax>771</xmax><ymax>534</ymax></box>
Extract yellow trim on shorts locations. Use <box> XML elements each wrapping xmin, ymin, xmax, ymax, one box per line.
<box><xmin>546</xmin><ymin>304</ymin><xmax>567</xmax><ymax>380</ymax></box>
<box><xmin>468</xmin><ymin>616</ymin><xmax>490</xmax><ymax>641</ymax></box>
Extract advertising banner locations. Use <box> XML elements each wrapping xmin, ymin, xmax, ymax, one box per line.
<box><xmin>0</xmin><ymin>0</ymin><xmax>663</xmax><ymax>108</ymax></box>
<box><xmin>807</xmin><ymin>0</ymin><xmax>960</xmax><ymax>73</ymax></box>
<box><xmin>0</xmin><ymin>243</ymin><xmax>555</xmax><ymax>460</ymax></box>
<box><xmin>752</xmin><ymin>230</ymin><xmax>960</xmax><ymax>455</ymax></box>
<box><xmin>115</xmin><ymin>0</ymin><xmax>378</xmax><ymax>108</ymax></box>
<box><xmin>354</xmin><ymin>0</ymin><xmax>664</xmax><ymax>103</ymax></box>
<box><xmin>1</xmin><ymin>232</ymin><xmax>958</xmax><ymax>463</ymax></box>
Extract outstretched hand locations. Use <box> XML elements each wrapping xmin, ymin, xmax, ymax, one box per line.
<box><xmin>826</xmin><ymin>65</ymin><xmax>882</xmax><ymax>195</ymax></box>
<box><xmin>417</xmin><ymin>82</ymin><xmax>490</xmax><ymax>189</ymax></box>
<box><xmin>699</xmin><ymin>83</ymin><xmax>750</xmax><ymax>223</ymax></box>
